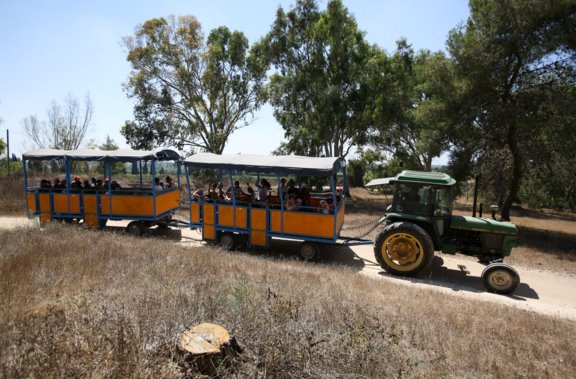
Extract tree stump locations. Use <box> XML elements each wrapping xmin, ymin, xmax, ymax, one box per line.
<box><xmin>178</xmin><ymin>323</ymin><xmax>241</xmax><ymax>375</ymax></box>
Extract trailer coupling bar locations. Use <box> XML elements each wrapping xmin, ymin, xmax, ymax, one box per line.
<box><xmin>166</xmin><ymin>219</ymin><xmax>191</xmax><ymax>229</ymax></box>
<box><xmin>341</xmin><ymin>217</ymin><xmax>384</xmax><ymax>240</ymax></box>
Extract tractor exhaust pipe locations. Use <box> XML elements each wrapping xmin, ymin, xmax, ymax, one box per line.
<box><xmin>472</xmin><ymin>175</ymin><xmax>480</xmax><ymax>218</ymax></box>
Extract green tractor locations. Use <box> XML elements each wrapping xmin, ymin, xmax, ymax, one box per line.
<box><xmin>374</xmin><ymin>170</ymin><xmax>520</xmax><ymax>294</ymax></box>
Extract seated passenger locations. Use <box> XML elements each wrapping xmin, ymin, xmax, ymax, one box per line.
<box><xmin>318</xmin><ymin>199</ymin><xmax>331</xmax><ymax>214</ymax></box>
<box><xmin>111</xmin><ymin>181</ymin><xmax>122</xmax><ymax>190</ymax></box>
<box><xmin>287</xmin><ymin>179</ymin><xmax>299</xmax><ymax>197</ymax></box>
<box><xmin>279</xmin><ymin>177</ymin><xmax>287</xmax><ymax>199</ymax></box>
<box><xmin>257</xmin><ymin>179</ymin><xmax>270</xmax><ymax>204</ymax></box>
<box><xmin>70</xmin><ymin>176</ymin><xmax>83</xmax><ymax>190</ymax></box>
<box><xmin>246</xmin><ymin>183</ymin><xmax>255</xmax><ymax>199</ymax></box>
<box><xmin>207</xmin><ymin>183</ymin><xmax>219</xmax><ymax>201</ymax></box>
<box><xmin>285</xmin><ymin>195</ymin><xmax>297</xmax><ymax>211</ymax></box>
<box><xmin>53</xmin><ymin>178</ymin><xmax>61</xmax><ymax>189</ymax></box>
<box><xmin>217</xmin><ymin>182</ymin><xmax>226</xmax><ymax>200</ymax></box>
<box><xmin>299</xmin><ymin>185</ymin><xmax>311</xmax><ymax>206</ymax></box>
<box><xmin>153</xmin><ymin>177</ymin><xmax>164</xmax><ymax>191</ymax></box>
<box><xmin>192</xmin><ymin>188</ymin><xmax>204</xmax><ymax>201</ymax></box>
<box><xmin>40</xmin><ymin>179</ymin><xmax>52</xmax><ymax>189</ymax></box>
<box><xmin>228</xmin><ymin>181</ymin><xmax>249</xmax><ymax>201</ymax></box>
<box><xmin>295</xmin><ymin>198</ymin><xmax>303</xmax><ymax>211</ymax></box>
<box><xmin>165</xmin><ymin>176</ymin><xmax>176</xmax><ymax>188</ymax></box>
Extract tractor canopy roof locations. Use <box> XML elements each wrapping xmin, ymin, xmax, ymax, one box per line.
<box><xmin>392</xmin><ymin>170</ymin><xmax>456</xmax><ymax>186</ymax></box>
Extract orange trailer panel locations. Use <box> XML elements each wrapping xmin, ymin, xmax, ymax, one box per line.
<box><xmin>191</xmin><ymin>202</ymin><xmax>201</xmax><ymax>223</ymax></box>
<box><xmin>203</xmin><ymin>204</ymin><xmax>215</xmax><ymax>225</ymax></box>
<box><xmin>270</xmin><ymin>210</ymin><xmax>335</xmax><ymax>239</ymax></box>
<box><xmin>38</xmin><ymin>193</ymin><xmax>51</xmax><ymax>213</ymax></box>
<box><xmin>84</xmin><ymin>215</ymin><xmax>99</xmax><ymax>228</ymax></box>
<box><xmin>203</xmin><ymin>224</ymin><xmax>216</xmax><ymax>240</ymax></box>
<box><xmin>83</xmin><ymin>195</ymin><xmax>98</xmax><ymax>214</ymax></box>
<box><xmin>250</xmin><ymin>208</ymin><xmax>268</xmax><ymax>247</ymax></box>
<box><xmin>250</xmin><ymin>231</ymin><xmax>267</xmax><ymax>246</ymax></box>
<box><xmin>336</xmin><ymin>202</ymin><xmax>345</xmax><ymax>232</ymax></box>
<box><xmin>218</xmin><ymin>205</ymin><xmax>248</xmax><ymax>228</ymax></box>
<box><xmin>27</xmin><ymin>193</ymin><xmax>37</xmax><ymax>214</ymax></box>
<box><xmin>100</xmin><ymin>195</ymin><xmax>154</xmax><ymax>216</ymax></box>
<box><xmin>203</xmin><ymin>204</ymin><xmax>216</xmax><ymax>240</ymax></box>
<box><xmin>156</xmin><ymin>190</ymin><xmax>180</xmax><ymax>215</ymax></box>
<box><xmin>52</xmin><ymin>193</ymin><xmax>81</xmax><ymax>214</ymax></box>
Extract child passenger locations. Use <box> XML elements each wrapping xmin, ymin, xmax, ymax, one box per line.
<box><xmin>285</xmin><ymin>195</ymin><xmax>297</xmax><ymax>211</ymax></box>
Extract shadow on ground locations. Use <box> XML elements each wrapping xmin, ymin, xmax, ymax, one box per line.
<box><xmin>375</xmin><ymin>256</ymin><xmax>539</xmax><ymax>300</ymax></box>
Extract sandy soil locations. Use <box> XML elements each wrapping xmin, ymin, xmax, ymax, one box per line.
<box><xmin>2</xmin><ymin>216</ymin><xmax>575</xmax><ymax>322</ymax></box>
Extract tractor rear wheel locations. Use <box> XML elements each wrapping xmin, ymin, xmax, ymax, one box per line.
<box><xmin>482</xmin><ymin>263</ymin><xmax>520</xmax><ymax>295</ymax></box>
<box><xmin>374</xmin><ymin>222</ymin><xmax>434</xmax><ymax>276</ymax></box>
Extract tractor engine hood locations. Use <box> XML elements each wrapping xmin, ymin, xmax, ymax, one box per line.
<box><xmin>450</xmin><ymin>215</ymin><xmax>518</xmax><ymax>236</ymax></box>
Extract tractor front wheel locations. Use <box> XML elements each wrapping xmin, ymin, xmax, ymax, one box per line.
<box><xmin>374</xmin><ymin>222</ymin><xmax>434</xmax><ymax>276</ymax></box>
<box><xmin>482</xmin><ymin>263</ymin><xmax>520</xmax><ymax>295</ymax></box>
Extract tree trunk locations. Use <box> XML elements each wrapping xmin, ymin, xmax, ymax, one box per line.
<box><xmin>501</xmin><ymin>119</ymin><xmax>522</xmax><ymax>221</ymax></box>
<box><xmin>178</xmin><ymin>323</ymin><xmax>241</xmax><ymax>375</ymax></box>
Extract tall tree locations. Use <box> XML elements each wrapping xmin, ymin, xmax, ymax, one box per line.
<box><xmin>261</xmin><ymin>0</ymin><xmax>373</xmax><ymax>157</ymax></box>
<box><xmin>365</xmin><ymin>40</ymin><xmax>454</xmax><ymax>171</ymax></box>
<box><xmin>446</xmin><ymin>0</ymin><xmax>576</xmax><ymax>220</ymax></box>
<box><xmin>22</xmin><ymin>93</ymin><xmax>93</xmax><ymax>150</ymax></box>
<box><xmin>122</xmin><ymin>16</ymin><xmax>266</xmax><ymax>154</ymax></box>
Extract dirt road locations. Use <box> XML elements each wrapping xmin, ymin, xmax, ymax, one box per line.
<box><xmin>2</xmin><ymin>216</ymin><xmax>575</xmax><ymax>322</ymax></box>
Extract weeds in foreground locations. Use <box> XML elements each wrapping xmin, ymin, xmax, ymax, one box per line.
<box><xmin>0</xmin><ymin>225</ymin><xmax>575</xmax><ymax>378</ymax></box>
<box><xmin>0</xmin><ymin>177</ymin><xmax>25</xmax><ymax>215</ymax></box>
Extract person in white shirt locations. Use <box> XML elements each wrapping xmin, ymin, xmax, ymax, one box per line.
<box><xmin>153</xmin><ymin>177</ymin><xmax>164</xmax><ymax>191</ymax></box>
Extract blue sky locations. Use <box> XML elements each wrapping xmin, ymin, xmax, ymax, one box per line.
<box><xmin>0</xmin><ymin>1</ymin><xmax>470</xmax><ymax>160</ymax></box>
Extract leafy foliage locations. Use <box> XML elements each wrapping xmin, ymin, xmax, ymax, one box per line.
<box><xmin>122</xmin><ymin>16</ymin><xmax>266</xmax><ymax>154</ymax></box>
<box><xmin>365</xmin><ymin>41</ymin><xmax>453</xmax><ymax>171</ymax></box>
<box><xmin>446</xmin><ymin>0</ymin><xmax>576</xmax><ymax>218</ymax></box>
<box><xmin>261</xmin><ymin>0</ymin><xmax>373</xmax><ymax>157</ymax></box>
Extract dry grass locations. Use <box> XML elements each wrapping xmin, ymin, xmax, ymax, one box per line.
<box><xmin>0</xmin><ymin>177</ymin><xmax>25</xmax><ymax>215</ymax></box>
<box><xmin>1</xmin><ymin>224</ymin><xmax>575</xmax><ymax>378</ymax></box>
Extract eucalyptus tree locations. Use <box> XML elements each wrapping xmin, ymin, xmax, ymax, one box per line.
<box><xmin>261</xmin><ymin>0</ymin><xmax>374</xmax><ymax>157</ymax></box>
<box><xmin>365</xmin><ymin>40</ymin><xmax>454</xmax><ymax>171</ymax></box>
<box><xmin>122</xmin><ymin>16</ymin><xmax>267</xmax><ymax>154</ymax></box>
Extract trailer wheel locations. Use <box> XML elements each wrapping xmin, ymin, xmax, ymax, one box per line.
<box><xmin>374</xmin><ymin>222</ymin><xmax>434</xmax><ymax>276</ymax></box>
<box><xmin>482</xmin><ymin>263</ymin><xmax>520</xmax><ymax>295</ymax></box>
<box><xmin>300</xmin><ymin>242</ymin><xmax>319</xmax><ymax>261</ymax></box>
<box><xmin>219</xmin><ymin>233</ymin><xmax>236</xmax><ymax>251</ymax></box>
<box><xmin>126</xmin><ymin>221</ymin><xmax>145</xmax><ymax>236</ymax></box>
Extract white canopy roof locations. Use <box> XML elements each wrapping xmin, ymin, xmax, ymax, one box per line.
<box><xmin>23</xmin><ymin>148</ymin><xmax>180</xmax><ymax>162</ymax></box>
<box><xmin>184</xmin><ymin>153</ymin><xmax>346</xmax><ymax>176</ymax></box>
<box><xmin>365</xmin><ymin>177</ymin><xmax>394</xmax><ymax>187</ymax></box>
